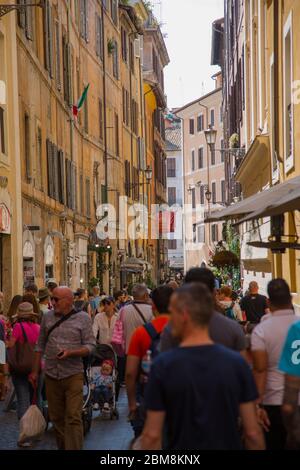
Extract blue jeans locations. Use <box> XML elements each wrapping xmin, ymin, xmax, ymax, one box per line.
<box><xmin>11</xmin><ymin>374</ymin><xmax>42</xmax><ymax>420</ymax></box>
<box><xmin>94</xmin><ymin>385</ymin><xmax>112</xmax><ymax>404</ymax></box>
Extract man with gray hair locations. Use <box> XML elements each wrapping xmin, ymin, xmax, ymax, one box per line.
<box><xmin>120</xmin><ymin>284</ymin><xmax>153</xmax><ymax>353</ymax></box>
<box><xmin>240</xmin><ymin>281</ymin><xmax>268</xmax><ymax>323</ymax></box>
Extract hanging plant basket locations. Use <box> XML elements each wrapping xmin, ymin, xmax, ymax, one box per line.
<box><xmin>211</xmin><ymin>250</ymin><xmax>239</xmax><ymax>268</ymax></box>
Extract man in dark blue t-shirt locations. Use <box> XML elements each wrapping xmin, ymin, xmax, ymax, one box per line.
<box><xmin>141</xmin><ymin>283</ymin><xmax>265</xmax><ymax>450</ymax></box>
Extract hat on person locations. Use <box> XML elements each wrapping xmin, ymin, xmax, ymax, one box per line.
<box><xmin>38</xmin><ymin>287</ymin><xmax>49</xmax><ymax>301</ymax></box>
<box><xmin>102</xmin><ymin>359</ymin><xmax>114</xmax><ymax>369</ymax></box>
<box><xmin>17</xmin><ymin>302</ymin><xmax>39</xmax><ymax>318</ymax></box>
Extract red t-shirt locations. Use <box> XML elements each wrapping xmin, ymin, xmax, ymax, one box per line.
<box><xmin>127</xmin><ymin>315</ymin><xmax>169</xmax><ymax>359</ymax></box>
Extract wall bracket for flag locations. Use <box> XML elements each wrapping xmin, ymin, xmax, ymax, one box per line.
<box><xmin>0</xmin><ymin>1</ymin><xmax>44</xmax><ymax>19</ymax></box>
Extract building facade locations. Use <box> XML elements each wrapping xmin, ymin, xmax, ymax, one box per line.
<box><xmin>165</xmin><ymin>111</ymin><xmax>184</xmax><ymax>275</ymax></box>
<box><xmin>213</xmin><ymin>0</ymin><xmax>300</xmax><ymax>297</ymax></box>
<box><xmin>0</xmin><ymin>7</ymin><xmax>23</xmax><ymax>306</ymax></box>
<box><xmin>177</xmin><ymin>76</ymin><xmax>225</xmax><ymax>272</ymax></box>
<box><xmin>141</xmin><ymin>7</ymin><xmax>169</xmax><ymax>284</ymax></box>
<box><xmin>1</xmin><ymin>0</ymin><xmax>169</xmax><ymax>294</ymax></box>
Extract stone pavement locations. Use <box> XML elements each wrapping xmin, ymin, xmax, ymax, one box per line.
<box><xmin>0</xmin><ymin>388</ymin><xmax>133</xmax><ymax>450</ymax></box>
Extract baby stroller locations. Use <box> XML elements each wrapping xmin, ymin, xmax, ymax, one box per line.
<box><xmin>87</xmin><ymin>344</ymin><xmax>119</xmax><ymax>421</ymax></box>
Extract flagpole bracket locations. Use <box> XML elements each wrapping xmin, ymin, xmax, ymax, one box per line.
<box><xmin>0</xmin><ymin>1</ymin><xmax>44</xmax><ymax>19</ymax></box>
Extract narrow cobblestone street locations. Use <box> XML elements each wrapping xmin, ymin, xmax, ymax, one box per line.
<box><xmin>0</xmin><ymin>390</ymin><xmax>133</xmax><ymax>451</ymax></box>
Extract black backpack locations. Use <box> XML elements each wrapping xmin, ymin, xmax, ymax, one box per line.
<box><xmin>143</xmin><ymin>323</ymin><xmax>161</xmax><ymax>359</ymax></box>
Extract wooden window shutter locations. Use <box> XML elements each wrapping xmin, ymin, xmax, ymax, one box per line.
<box><xmin>48</xmin><ymin>4</ymin><xmax>54</xmax><ymax>78</ymax></box>
<box><xmin>43</xmin><ymin>1</ymin><xmax>50</xmax><ymax>72</ymax></box>
<box><xmin>67</xmin><ymin>45</ymin><xmax>73</xmax><ymax>107</ymax></box>
<box><xmin>101</xmin><ymin>184</ymin><xmax>108</xmax><ymax>204</ymax></box>
<box><xmin>52</xmin><ymin>144</ymin><xmax>59</xmax><ymax>201</ymax></box>
<box><xmin>95</xmin><ymin>14</ymin><xmax>100</xmax><ymax>57</ymax></box>
<box><xmin>46</xmin><ymin>139</ymin><xmax>54</xmax><ymax>198</ymax></box>
<box><xmin>55</xmin><ymin>20</ymin><xmax>61</xmax><ymax>91</ymax></box>
<box><xmin>99</xmin><ymin>99</ymin><xmax>103</xmax><ymax>140</ymax></box>
<box><xmin>80</xmin><ymin>0</ymin><xmax>85</xmax><ymax>39</ymax></box>
<box><xmin>80</xmin><ymin>173</ymin><xmax>84</xmax><ymax>213</ymax></box>
<box><xmin>58</xmin><ymin>150</ymin><xmax>65</xmax><ymax>204</ymax></box>
<box><xmin>25</xmin><ymin>0</ymin><xmax>33</xmax><ymax>40</ymax></box>
<box><xmin>65</xmin><ymin>159</ymin><xmax>71</xmax><ymax>208</ymax></box>
<box><xmin>115</xmin><ymin>112</ymin><xmax>119</xmax><ymax>157</ymax></box>
<box><xmin>85</xmin><ymin>0</ymin><xmax>89</xmax><ymax>43</ymax></box>
<box><xmin>74</xmin><ymin>167</ymin><xmax>78</xmax><ymax>211</ymax></box>
<box><xmin>17</xmin><ymin>0</ymin><xmax>26</xmax><ymax>29</ymax></box>
<box><xmin>71</xmin><ymin>162</ymin><xmax>76</xmax><ymax>211</ymax></box>
<box><xmin>86</xmin><ymin>178</ymin><xmax>91</xmax><ymax>217</ymax></box>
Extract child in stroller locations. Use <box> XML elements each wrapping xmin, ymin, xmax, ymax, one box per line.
<box><xmin>89</xmin><ymin>344</ymin><xmax>119</xmax><ymax>420</ymax></box>
<box><xmin>92</xmin><ymin>360</ymin><xmax>113</xmax><ymax>414</ymax></box>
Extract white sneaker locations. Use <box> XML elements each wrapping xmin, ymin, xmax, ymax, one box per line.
<box><xmin>103</xmin><ymin>402</ymin><xmax>110</xmax><ymax>411</ymax></box>
<box><xmin>93</xmin><ymin>403</ymin><xmax>100</xmax><ymax>411</ymax></box>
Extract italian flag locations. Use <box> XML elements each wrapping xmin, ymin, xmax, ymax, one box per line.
<box><xmin>72</xmin><ymin>84</ymin><xmax>90</xmax><ymax>118</ymax></box>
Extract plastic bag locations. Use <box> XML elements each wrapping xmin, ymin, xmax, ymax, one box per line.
<box><xmin>19</xmin><ymin>405</ymin><xmax>47</xmax><ymax>444</ymax></box>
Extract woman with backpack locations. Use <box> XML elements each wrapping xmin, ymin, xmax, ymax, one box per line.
<box><xmin>6</xmin><ymin>302</ymin><xmax>41</xmax><ymax>446</ymax></box>
<box><xmin>218</xmin><ymin>286</ymin><xmax>243</xmax><ymax>321</ymax></box>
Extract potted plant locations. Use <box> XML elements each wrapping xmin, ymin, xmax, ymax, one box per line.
<box><xmin>107</xmin><ymin>39</ymin><xmax>115</xmax><ymax>55</ymax></box>
<box><xmin>229</xmin><ymin>133</ymin><xmax>239</xmax><ymax>149</ymax></box>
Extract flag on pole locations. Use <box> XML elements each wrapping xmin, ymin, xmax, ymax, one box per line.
<box><xmin>72</xmin><ymin>84</ymin><xmax>90</xmax><ymax>118</ymax></box>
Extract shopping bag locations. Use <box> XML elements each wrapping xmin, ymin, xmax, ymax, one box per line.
<box><xmin>18</xmin><ymin>404</ymin><xmax>47</xmax><ymax>444</ymax></box>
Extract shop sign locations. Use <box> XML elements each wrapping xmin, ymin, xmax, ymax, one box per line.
<box><xmin>0</xmin><ymin>203</ymin><xmax>10</xmax><ymax>234</ymax></box>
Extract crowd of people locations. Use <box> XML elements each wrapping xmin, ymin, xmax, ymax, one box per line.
<box><xmin>0</xmin><ymin>270</ymin><xmax>300</xmax><ymax>451</ymax></box>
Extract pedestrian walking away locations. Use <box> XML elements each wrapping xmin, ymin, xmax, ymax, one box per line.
<box><xmin>240</xmin><ymin>282</ymin><xmax>269</xmax><ymax>324</ymax></box>
<box><xmin>251</xmin><ymin>279</ymin><xmax>299</xmax><ymax>450</ymax></box>
<box><xmin>6</xmin><ymin>302</ymin><xmax>41</xmax><ymax>447</ymax></box>
<box><xmin>126</xmin><ymin>285</ymin><xmax>174</xmax><ymax>439</ymax></box>
<box><xmin>160</xmin><ymin>268</ymin><xmax>246</xmax><ymax>355</ymax></box>
<box><xmin>141</xmin><ymin>283</ymin><xmax>265</xmax><ymax>450</ymax></box>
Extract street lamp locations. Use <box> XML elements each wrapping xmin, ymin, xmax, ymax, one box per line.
<box><xmin>145</xmin><ymin>165</ymin><xmax>153</xmax><ymax>184</ymax></box>
<box><xmin>204</xmin><ymin>124</ymin><xmax>217</xmax><ymax>149</ymax></box>
<box><xmin>205</xmin><ymin>187</ymin><xmax>212</xmax><ymax>202</ymax></box>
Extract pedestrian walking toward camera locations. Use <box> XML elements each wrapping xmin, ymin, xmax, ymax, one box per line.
<box><xmin>29</xmin><ymin>287</ymin><xmax>95</xmax><ymax>450</ymax></box>
<box><xmin>38</xmin><ymin>288</ymin><xmax>50</xmax><ymax>317</ymax></box>
<box><xmin>74</xmin><ymin>288</ymin><xmax>92</xmax><ymax>317</ymax></box>
<box><xmin>251</xmin><ymin>279</ymin><xmax>298</xmax><ymax>450</ymax></box>
<box><xmin>141</xmin><ymin>284</ymin><xmax>265</xmax><ymax>450</ymax></box>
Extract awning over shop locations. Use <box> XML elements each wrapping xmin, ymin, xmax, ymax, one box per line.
<box><xmin>120</xmin><ymin>257</ymin><xmax>146</xmax><ymax>273</ymax></box>
<box><xmin>205</xmin><ymin>175</ymin><xmax>300</xmax><ymax>223</ymax></box>
<box><xmin>236</xmin><ymin>184</ymin><xmax>300</xmax><ymax>225</ymax></box>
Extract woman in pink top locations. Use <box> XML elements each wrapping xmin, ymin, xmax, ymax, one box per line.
<box><xmin>6</xmin><ymin>302</ymin><xmax>40</xmax><ymax>447</ymax></box>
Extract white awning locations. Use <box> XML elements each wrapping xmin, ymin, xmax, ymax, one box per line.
<box><xmin>205</xmin><ymin>175</ymin><xmax>300</xmax><ymax>223</ymax></box>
